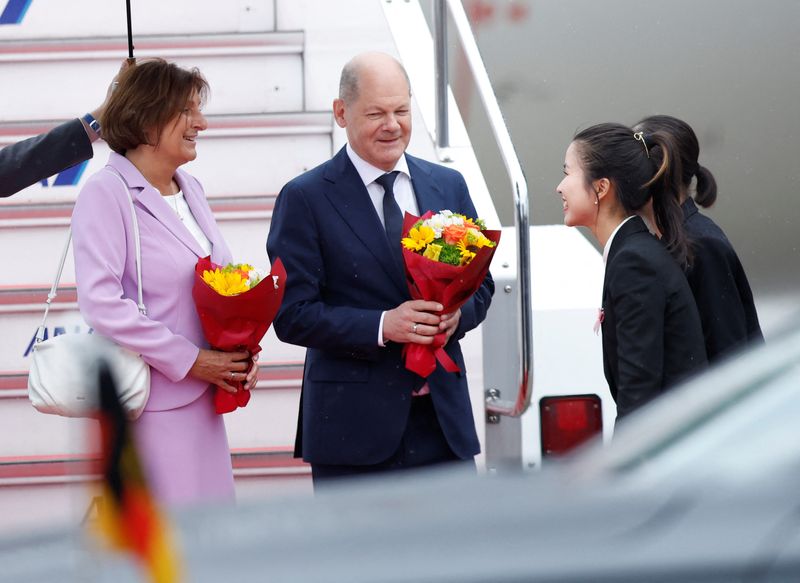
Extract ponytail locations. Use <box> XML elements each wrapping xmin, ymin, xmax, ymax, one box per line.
<box><xmin>634</xmin><ymin>115</ymin><xmax>717</xmax><ymax>210</ymax></box>
<box><xmin>573</xmin><ymin>122</ymin><xmax>692</xmax><ymax>266</ymax></box>
<box><xmin>693</xmin><ymin>164</ymin><xmax>718</xmax><ymax>208</ymax></box>
<box><xmin>644</xmin><ymin>131</ymin><xmax>692</xmax><ymax>268</ymax></box>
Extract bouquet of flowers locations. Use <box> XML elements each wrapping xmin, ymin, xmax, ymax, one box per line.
<box><xmin>192</xmin><ymin>257</ymin><xmax>286</xmax><ymax>414</ymax></box>
<box><xmin>400</xmin><ymin>210</ymin><xmax>500</xmax><ymax>377</ymax></box>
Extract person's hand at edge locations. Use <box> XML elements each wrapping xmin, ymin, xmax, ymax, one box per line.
<box><xmin>82</xmin><ymin>59</ymin><xmax>133</xmax><ymax>141</ymax></box>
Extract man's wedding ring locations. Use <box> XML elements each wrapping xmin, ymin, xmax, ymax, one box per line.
<box><xmin>230</xmin><ymin>372</ymin><xmax>234</xmax><ymax>380</ymax></box>
<box><xmin>412</xmin><ymin>323</ymin><xmax>418</xmax><ymax>333</ymax></box>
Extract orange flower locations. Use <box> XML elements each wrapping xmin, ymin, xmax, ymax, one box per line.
<box><xmin>442</xmin><ymin>223</ymin><xmax>467</xmax><ymax>245</ymax></box>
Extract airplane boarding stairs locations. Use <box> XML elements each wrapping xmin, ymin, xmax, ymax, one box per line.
<box><xmin>0</xmin><ymin>0</ymin><xmax>609</xmax><ymax>537</ymax></box>
<box><xmin>0</xmin><ymin>0</ymin><xmax>499</xmax><ymax>536</ymax></box>
<box><xmin>0</xmin><ymin>0</ymin><xmax>338</xmax><ymax>535</ymax></box>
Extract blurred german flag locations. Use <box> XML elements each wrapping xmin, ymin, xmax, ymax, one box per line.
<box><xmin>94</xmin><ymin>361</ymin><xmax>182</xmax><ymax>583</ymax></box>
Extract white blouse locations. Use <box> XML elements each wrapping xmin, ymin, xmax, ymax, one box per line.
<box><xmin>162</xmin><ymin>191</ymin><xmax>213</xmax><ymax>256</ymax></box>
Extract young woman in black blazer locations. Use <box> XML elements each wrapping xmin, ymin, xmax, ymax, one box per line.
<box><xmin>557</xmin><ymin>123</ymin><xmax>707</xmax><ymax>418</ymax></box>
<box><xmin>634</xmin><ymin>115</ymin><xmax>763</xmax><ymax>362</ymax></box>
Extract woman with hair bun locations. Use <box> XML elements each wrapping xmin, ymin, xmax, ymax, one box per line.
<box><xmin>556</xmin><ymin>123</ymin><xmax>707</xmax><ymax>418</ymax></box>
<box><xmin>635</xmin><ymin>115</ymin><xmax>763</xmax><ymax>362</ymax></box>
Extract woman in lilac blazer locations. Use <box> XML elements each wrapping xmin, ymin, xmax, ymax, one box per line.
<box><xmin>71</xmin><ymin>60</ymin><xmax>256</xmax><ymax>507</ymax></box>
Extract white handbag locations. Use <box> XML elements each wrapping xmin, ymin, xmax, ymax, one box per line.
<box><xmin>27</xmin><ymin>169</ymin><xmax>151</xmax><ymax>419</ymax></box>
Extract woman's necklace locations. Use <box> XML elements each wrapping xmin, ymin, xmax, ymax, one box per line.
<box><xmin>167</xmin><ymin>193</ymin><xmax>184</xmax><ymax>222</ymax></box>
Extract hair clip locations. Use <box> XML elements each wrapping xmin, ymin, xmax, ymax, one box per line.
<box><xmin>633</xmin><ymin>131</ymin><xmax>650</xmax><ymax>158</ymax></box>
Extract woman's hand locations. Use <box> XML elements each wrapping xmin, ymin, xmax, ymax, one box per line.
<box><xmin>188</xmin><ymin>348</ymin><xmax>251</xmax><ymax>394</ymax></box>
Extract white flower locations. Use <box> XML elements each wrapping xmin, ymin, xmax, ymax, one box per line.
<box><xmin>421</xmin><ymin>211</ymin><xmax>466</xmax><ymax>239</ymax></box>
<box><xmin>424</xmin><ymin>215</ymin><xmax>446</xmax><ymax>238</ymax></box>
<box><xmin>248</xmin><ymin>267</ymin><xmax>267</xmax><ymax>288</ymax></box>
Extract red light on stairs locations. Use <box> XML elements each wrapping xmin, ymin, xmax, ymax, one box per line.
<box><xmin>540</xmin><ymin>395</ymin><xmax>603</xmax><ymax>457</ymax></box>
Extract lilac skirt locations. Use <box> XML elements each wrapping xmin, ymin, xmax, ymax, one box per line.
<box><xmin>132</xmin><ymin>388</ymin><xmax>235</xmax><ymax>508</ymax></box>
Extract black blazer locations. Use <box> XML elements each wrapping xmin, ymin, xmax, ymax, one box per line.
<box><xmin>267</xmin><ymin>147</ymin><xmax>493</xmax><ymax>465</ymax></box>
<box><xmin>601</xmin><ymin>216</ymin><xmax>707</xmax><ymax>417</ymax></box>
<box><xmin>683</xmin><ymin>198</ymin><xmax>763</xmax><ymax>362</ymax></box>
<box><xmin>0</xmin><ymin>118</ymin><xmax>93</xmax><ymax>198</ymax></box>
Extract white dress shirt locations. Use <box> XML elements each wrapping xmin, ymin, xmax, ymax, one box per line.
<box><xmin>346</xmin><ymin>143</ymin><xmax>419</xmax><ymax>223</ymax></box>
<box><xmin>345</xmin><ymin>145</ymin><xmax>419</xmax><ymax>347</ymax></box>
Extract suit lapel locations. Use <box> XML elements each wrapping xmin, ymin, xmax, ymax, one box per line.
<box><xmin>602</xmin><ymin>215</ymin><xmax>649</xmax><ymax>307</ymax></box>
<box><xmin>108</xmin><ymin>154</ymin><xmax>207</xmax><ymax>259</ymax></box>
<box><xmin>322</xmin><ymin>148</ymin><xmax>407</xmax><ymax>295</ymax></box>
<box><xmin>137</xmin><ymin>186</ymin><xmax>209</xmax><ymax>258</ymax></box>
<box><xmin>175</xmin><ymin>170</ymin><xmax>224</xmax><ymax>261</ymax></box>
<box><xmin>406</xmin><ymin>154</ymin><xmax>446</xmax><ymax>216</ymax></box>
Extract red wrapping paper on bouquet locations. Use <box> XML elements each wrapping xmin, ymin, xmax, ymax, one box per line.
<box><xmin>192</xmin><ymin>257</ymin><xmax>286</xmax><ymax>414</ymax></box>
<box><xmin>401</xmin><ymin>211</ymin><xmax>501</xmax><ymax>378</ymax></box>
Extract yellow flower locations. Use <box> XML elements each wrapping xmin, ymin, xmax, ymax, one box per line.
<box><xmin>422</xmin><ymin>243</ymin><xmax>442</xmax><ymax>262</ymax></box>
<box><xmin>402</xmin><ymin>225</ymin><xmax>436</xmax><ymax>251</ymax></box>
<box><xmin>202</xmin><ymin>268</ymin><xmax>250</xmax><ymax>296</ymax></box>
<box><xmin>465</xmin><ymin>228</ymin><xmax>494</xmax><ymax>249</ymax></box>
<box><xmin>457</xmin><ymin>240</ymin><xmax>477</xmax><ymax>265</ymax></box>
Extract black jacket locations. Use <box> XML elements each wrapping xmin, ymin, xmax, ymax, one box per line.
<box><xmin>683</xmin><ymin>198</ymin><xmax>763</xmax><ymax>362</ymax></box>
<box><xmin>601</xmin><ymin>216</ymin><xmax>707</xmax><ymax>417</ymax></box>
<box><xmin>0</xmin><ymin>118</ymin><xmax>93</xmax><ymax>198</ymax></box>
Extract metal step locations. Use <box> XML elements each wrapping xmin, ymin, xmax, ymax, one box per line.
<box><xmin>0</xmin><ymin>192</ymin><xmax>279</xmax><ymax>285</ymax></box>
<box><xmin>0</xmin><ymin>193</ymin><xmax>276</xmax><ymax>227</ymax></box>
<box><xmin>0</xmin><ymin>112</ymin><xmax>333</xmax><ymax>203</ymax></box>
<box><xmin>0</xmin><ymin>32</ymin><xmax>306</xmax><ymax>120</ymax></box>
<box><xmin>0</xmin><ymin>0</ymin><xmax>279</xmax><ymax>40</ymax></box>
<box><xmin>0</xmin><ymin>448</ymin><xmax>308</xmax><ymax>485</ymax></box>
<box><xmin>0</xmin><ymin>446</ymin><xmax>312</xmax><ymax>537</ymax></box>
<box><xmin>0</xmin><ymin>222</ymin><xmax>279</xmax><ymax>285</ymax></box>
<box><xmin>0</xmin><ymin>362</ymin><xmax>303</xmax><ymax>457</ymax></box>
<box><xmin>0</xmin><ymin>291</ymin><xmax>305</xmax><ymax>376</ymax></box>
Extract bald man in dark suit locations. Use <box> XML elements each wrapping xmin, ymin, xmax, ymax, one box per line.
<box><xmin>268</xmin><ymin>52</ymin><xmax>493</xmax><ymax>484</ymax></box>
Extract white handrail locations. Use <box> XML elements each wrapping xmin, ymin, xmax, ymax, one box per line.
<box><xmin>434</xmin><ymin>0</ymin><xmax>533</xmax><ymax>417</ymax></box>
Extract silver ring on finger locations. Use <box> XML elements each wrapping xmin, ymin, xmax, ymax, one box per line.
<box><xmin>412</xmin><ymin>323</ymin><xmax>418</xmax><ymax>333</ymax></box>
<box><xmin>230</xmin><ymin>371</ymin><xmax>235</xmax><ymax>380</ymax></box>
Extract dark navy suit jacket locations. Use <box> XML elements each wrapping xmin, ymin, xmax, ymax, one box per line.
<box><xmin>683</xmin><ymin>198</ymin><xmax>763</xmax><ymax>362</ymax></box>
<box><xmin>0</xmin><ymin>118</ymin><xmax>92</xmax><ymax>198</ymax></box>
<box><xmin>601</xmin><ymin>216</ymin><xmax>707</xmax><ymax>418</ymax></box>
<box><xmin>267</xmin><ymin>147</ymin><xmax>494</xmax><ymax>465</ymax></box>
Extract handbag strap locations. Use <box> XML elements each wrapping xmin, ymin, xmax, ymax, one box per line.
<box><xmin>35</xmin><ymin>166</ymin><xmax>147</xmax><ymax>343</ymax></box>
<box><xmin>106</xmin><ymin>167</ymin><xmax>146</xmax><ymax>316</ymax></box>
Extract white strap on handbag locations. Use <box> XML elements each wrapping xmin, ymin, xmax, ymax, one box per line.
<box><xmin>34</xmin><ymin>167</ymin><xmax>146</xmax><ymax>344</ymax></box>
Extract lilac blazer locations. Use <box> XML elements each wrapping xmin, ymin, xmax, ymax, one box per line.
<box><xmin>72</xmin><ymin>153</ymin><xmax>232</xmax><ymax>411</ymax></box>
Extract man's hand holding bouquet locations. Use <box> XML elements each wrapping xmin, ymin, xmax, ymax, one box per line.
<box><xmin>400</xmin><ymin>210</ymin><xmax>500</xmax><ymax>378</ymax></box>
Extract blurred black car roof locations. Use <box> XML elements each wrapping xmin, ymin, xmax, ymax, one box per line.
<box><xmin>5</xmin><ymin>319</ymin><xmax>800</xmax><ymax>582</ymax></box>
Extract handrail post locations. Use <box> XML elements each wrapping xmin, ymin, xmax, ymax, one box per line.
<box><xmin>433</xmin><ymin>0</ymin><xmax>449</xmax><ymax>149</ymax></box>
<box><xmin>442</xmin><ymin>0</ymin><xmax>533</xmax><ymax>418</ymax></box>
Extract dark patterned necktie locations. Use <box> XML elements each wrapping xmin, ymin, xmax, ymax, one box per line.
<box><xmin>375</xmin><ymin>171</ymin><xmax>403</xmax><ymax>268</ymax></box>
